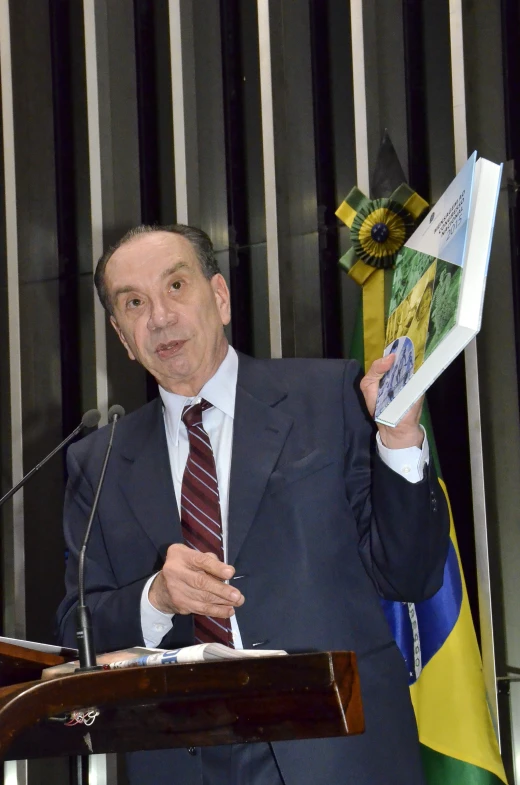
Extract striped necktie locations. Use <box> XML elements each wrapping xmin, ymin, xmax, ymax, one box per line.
<box><xmin>180</xmin><ymin>399</ymin><xmax>234</xmax><ymax>647</ymax></box>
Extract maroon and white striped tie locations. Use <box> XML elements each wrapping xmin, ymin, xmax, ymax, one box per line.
<box><xmin>180</xmin><ymin>399</ymin><xmax>234</xmax><ymax>647</ymax></box>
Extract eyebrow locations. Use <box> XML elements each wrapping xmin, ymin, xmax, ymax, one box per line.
<box><xmin>160</xmin><ymin>262</ymin><xmax>190</xmax><ymax>279</ymax></box>
<box><xmin>112</xmin><ymin>261</ymin><xmax>191</xmax><ymax>301</ymax></box>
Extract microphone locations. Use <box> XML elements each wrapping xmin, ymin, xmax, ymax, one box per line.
<box><xmin>0</xmin><ymin>409</ymin><xmax>101</xmax><ymax>507</ymax></box>
<box><xmin>76</xmin><ymin>404</ymin><xmax>125</xmax><ymax>671</ymax></box>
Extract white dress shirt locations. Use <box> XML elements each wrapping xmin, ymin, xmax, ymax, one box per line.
<box><xmin>140</xmin><ymin>346</ymin><xmax>429</xmax><ymax>647</ymax></box>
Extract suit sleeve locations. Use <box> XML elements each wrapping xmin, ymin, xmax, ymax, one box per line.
<box><xmin>342</xmin><ymin>361</ymin><xmax>450</xmax><ymax>602</ymax></box>
<box><xmin>55</xmin><ymin>447</ymin><xmax>149</xmax><ymax>652</ymax></box>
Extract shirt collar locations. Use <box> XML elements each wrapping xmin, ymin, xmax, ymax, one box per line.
<box><xmin>159</xmin><ymin>345</ymin><xmax>238</xmax><ymax>446</ymax></box>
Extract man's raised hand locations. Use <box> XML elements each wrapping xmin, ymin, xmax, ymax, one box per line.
<box><xmin>360</xmin><ymin>355</ymin><xmax>424</xmax><ymax>450</ymax></box>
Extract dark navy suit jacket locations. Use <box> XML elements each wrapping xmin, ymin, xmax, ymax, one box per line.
<box><xmin>57</xmin><ymin>354</ymin><xmax>449</xmax><ymax>785</ymax></box>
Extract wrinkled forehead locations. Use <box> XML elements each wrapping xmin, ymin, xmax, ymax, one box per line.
<box><xmin>112</xmin><ymin>232</ymin><xmax>197</xmax><ymax>268</ymax></box>
<box><xmin>106</xmin><ymin>233</ymin><xmax>200</xmax><ymax>285</ymax></box>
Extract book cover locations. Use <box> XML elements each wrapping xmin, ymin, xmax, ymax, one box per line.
<box><xmin>375</xmin><ymin>152</ymin><xmax>501</xmax><ymax>425</ymax></box>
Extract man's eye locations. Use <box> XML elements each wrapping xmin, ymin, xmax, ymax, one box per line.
<box><xmin>170</xmin><ymin>281</ymin><xmax>182</xmax><ymax>291</ymax></box>
<box><xmin>127</xmin><ymin>298</ymin><xmax>142</xmax><ymax>309</ymax></box>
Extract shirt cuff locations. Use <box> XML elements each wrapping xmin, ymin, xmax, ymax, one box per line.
<box><xmin>140</xmin><ymin>572</ymin><xmax>174</xmax><ymax>648</ymax></box>
<box><xmin>376</xmin><ymin>426</ymin><xmax>429</xmax><ymax>483</ymax></box>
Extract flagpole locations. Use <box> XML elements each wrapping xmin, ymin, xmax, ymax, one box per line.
<box><xmin>448</xmin><ymin>0</ymin><xmax>500</xmax><ymax>736</ymax></box>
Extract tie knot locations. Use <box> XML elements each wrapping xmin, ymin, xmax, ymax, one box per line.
<box><xmin>182</xmin><ymin>399</ymin><xmax>212</xmax><ymax>429</ymax></box>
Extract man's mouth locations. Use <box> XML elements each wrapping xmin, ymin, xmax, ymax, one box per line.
<box><xmin>155</xmin><ymin>340</ymin><xmax>186</xmax><ymax>359</ymax></box>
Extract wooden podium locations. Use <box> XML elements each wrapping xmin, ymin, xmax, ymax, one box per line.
<box><xmin>0</xmin><ymin>641</ymin><xmax>364</xmax><ymax>761</ymax></box>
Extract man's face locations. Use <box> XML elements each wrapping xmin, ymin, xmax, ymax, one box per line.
<box><xmin>105</xmin><ymin>232</ymin><xmax>231</xmax><ymax>396</ymax></box>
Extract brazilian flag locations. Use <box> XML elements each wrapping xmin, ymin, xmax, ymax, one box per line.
<box><xmin>339</xmin><ymin>133</ymin><xmax>507</xmax><ymax>785</ymax></box>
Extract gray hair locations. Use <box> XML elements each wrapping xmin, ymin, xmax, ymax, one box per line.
<box><xmin>94</xmin><ymin>224</ymin><xmax>221</xmax><ymax>314</ymax></box>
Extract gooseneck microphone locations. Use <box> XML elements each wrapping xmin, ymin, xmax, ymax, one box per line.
<box><xmin>0</xmin><ymin>408</ymin><xmax>101</xmax><ymax>507</ymax></box>
<box><xmin>76</xmin><ymin>404</ymin><xmax>125</xmax><ymax>671</ymax></box>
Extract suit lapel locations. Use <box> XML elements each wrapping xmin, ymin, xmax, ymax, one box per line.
<box><xmin>114</xmin><ymin>355</ymin><xmax>293</xmax><ymax>566</ymax></box>
<box><xmin>228</xmin><ymin>355</ymin><xmax>293</xmax><ymax>565</ymax></box>
<box><xmin>118</xmin><ymin>400</ymin><xmax>183</xmax><ymax>560</ymax></box>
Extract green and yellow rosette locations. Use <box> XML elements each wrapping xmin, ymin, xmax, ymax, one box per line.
<box><xmin>336</xmin><ymin>183</ymin><xmax>428</xmax><ymax>371</ymax></box>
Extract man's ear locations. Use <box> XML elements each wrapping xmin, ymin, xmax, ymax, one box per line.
<box><xmin>211</xmin><ymin>273</ymin><xmax>231</xmax><ymax>326</ymax></box>
<box><xmin>110</xmin><ymin>315</ymin><xmax>136</xmax><ymax>361</ymax></box>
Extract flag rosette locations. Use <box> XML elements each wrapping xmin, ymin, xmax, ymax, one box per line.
<box><xmin>336</xmin><ymin>183</ymin><xmax>428</xmax><ymax>370</ymax></box>
<box><xmin>350</xmin><ymin>198</ymin><xmax>416</xmax><ymax>268</ymax></box>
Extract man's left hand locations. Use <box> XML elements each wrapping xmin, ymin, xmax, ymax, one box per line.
<box><xmin>360</xmin><ymin>355</ymin><xmax>424</xmax><ymax>449</ymax></box>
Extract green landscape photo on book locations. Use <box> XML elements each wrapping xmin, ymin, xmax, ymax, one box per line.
<box><xmin>425</xmin><ymin>259</ymin><xmax>463</xmax><ymax>358</ymax></box>
<box><xmin>386</xmin><ymin>251</ymin><xmax>435</xmax><ymax>373</ymax></box>
<box><xmin>385</xmin><ymin>247</ymin><xmax>463</xmax><ymax>373</ymax></box>
<box><xmin>388</xmin><ymin>248</ymin><xmax>436</xmax><ymax>314</ymax></box>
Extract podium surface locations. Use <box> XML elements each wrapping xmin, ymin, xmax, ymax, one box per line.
<box><xmin>0</xmin><ymin>647</ymin><xmax>363</xmax><ymax>761</ymax></box>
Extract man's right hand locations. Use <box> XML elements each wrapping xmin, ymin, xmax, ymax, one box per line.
<box><xmin>148</xmin><ymin>543</ymin><xmax>245</xmax><ymax>618</ymax></box>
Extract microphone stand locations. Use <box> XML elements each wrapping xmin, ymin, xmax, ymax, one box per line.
<box><xmin>0</xmin><ymin>409</ymin><xmax>101</xmax><ymax>507</ymax></box>
<box><xmin>76</xmin><ymin>405</ymin><xmax>125</xmax><ymax>671</ymax></box>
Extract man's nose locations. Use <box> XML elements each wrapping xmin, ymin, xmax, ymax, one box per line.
<box><xmin>147</xmin><ymin>298</ymin><xmax>177</xmax><ymax>330</ymax></box>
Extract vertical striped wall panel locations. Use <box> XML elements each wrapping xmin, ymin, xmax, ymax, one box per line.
<box><xmin>0</xmin><ymin>1</ymin><xmax>518</xmax><ymax>782</ymax></box>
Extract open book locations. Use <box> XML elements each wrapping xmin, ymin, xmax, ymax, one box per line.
<box><xmin>41</xmin><ymin>642</ymin><xmax>287</xmax><ymax>680</ymax></box>
<box><xmin>375</xmin><ymin>151</ymin><xmax>502</xmax><ymax>426</ymax></box>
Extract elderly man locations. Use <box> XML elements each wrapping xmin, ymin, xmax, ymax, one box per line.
<box><xmin>57</xmin><ymin>224</ymin><xmax>449</xmax><ymax>785</ymax></box>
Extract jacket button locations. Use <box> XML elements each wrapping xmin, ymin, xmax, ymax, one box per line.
<box><xmin>187</xmin><ymin>747</ymin><xmax>197</xmax><ymax>756</ymax></box>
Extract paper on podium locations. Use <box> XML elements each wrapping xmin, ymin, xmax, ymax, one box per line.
<box><xmin>41</xmin><ymin>642</ymin><xmax>287</xmax><ymax>680</ymax></box>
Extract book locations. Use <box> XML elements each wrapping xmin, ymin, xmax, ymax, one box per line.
<box><xmin>374</xmin><ymin>151</ymin><xmax>502</xmax><ymax>427</ymax></box>
<box><xmin>41</xmin><ymin>643</ymin><xmax>287</xmax><ymax>680</ymax></box>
